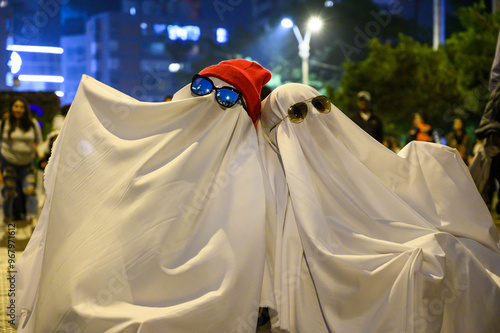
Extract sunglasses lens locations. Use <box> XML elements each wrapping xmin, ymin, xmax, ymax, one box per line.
<box><xmin>288</xmin><ymin>103</ymin><xmax>307</xmax><ymax>123</ymax></box>
<box><xmin>312</xmin><ymin>96</ymin><xmax>331</xmax><ymax>113</ymax></box>
<box><xmin>191</xmin><ymin>77</ymin><xmax>213</xmax><ymax>96</ymax></box>
<box><xmin>216</xmin><ymin>88</ymin><xmax>240</xmax><ymax>107</ymax></box>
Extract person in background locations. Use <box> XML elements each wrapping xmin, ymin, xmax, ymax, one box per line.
<box><xmin>470</xmin><ymin>29</ymin><xmax>500</xmax><ymax>212</ymax></box>
<box><xmin>39</xmin><ymin>104</ymin><xmax>70</xmax><ymax>170</ymax></box>
<box><xmin>350</xmin><ymin>91</ymin><xmax>384</xmax><ymax>143</ymax></box>
<box><xmin>446</xmin><ymin>116</ymin><xmax>472</xmax><ymax>165</ymax></box>
<box><xmin>490</xmin><ymin>30</ymin><xmax>500</xmax><ymax>93</ymax></box>
<box><xmin>260</xmin><ymin>85</ymin><xmax>273</xmax><ymax>101</ymax></box>
<box><xmin>408</xmin><ymin>112</ymin><xmax>433</xmax><ymax>142</ymax></box>
<box><xmin>0</xmin><ymin>97</ymin><xmax>41</xmax><ymax>223</ymax></box>
<box><xmin>383</xmin><ymin>135</ymin><xmax>402</xmax><ymax>153</ymax></box>
<box><xmin>472</xmin><ymin>137</ymin><xmax>483</xmax><ymax>158</ymax></box>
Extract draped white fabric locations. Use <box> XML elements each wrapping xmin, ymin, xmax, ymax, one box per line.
<box><xmin>258</xmin><ymin>83</ymin><xmax>500</xmax><ymax>333</ymax></box>
<box><xmin>15</xmin><ymin>75</ymin><xmax>267</xmax><ymax>333</ymax></box>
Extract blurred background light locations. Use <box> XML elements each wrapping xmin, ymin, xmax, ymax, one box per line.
<box><xmin>153</xmin><ymin>24</ymin><xmax>167</xmax><ymax>34</ymax></box>
<box><xmin>8</xmin><ymin>52</ymin><xmax>22</xmax><ymax>74</ymax></box>
<box><xmin>281</xmin><ymin>18</ymin><xmax>294</xmax><ymax>29</ymax></box>
<box><xmin>18</xmin><ymin>75</ymin><xmax>64</xmax><ymax>83</ymax></box>
<box><xmin>307</xmin><ymin>17</ymin><xmax>323</xmax><ymax>31</ymax></box>
<box><xmin>167</xmin><ymin>25</ymin><xmax>200</xmax><ymax>41</ymax></box>
<box><xmin>216</xmin><ymin>28</ymin><xmax>228</xmax><ymax>44</ymax></box>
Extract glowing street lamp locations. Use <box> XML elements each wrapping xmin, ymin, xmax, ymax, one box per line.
<box><xmin>281</xmin><ymin>17</ymin><xmax>323</xmax><ymax>85</ymax></box>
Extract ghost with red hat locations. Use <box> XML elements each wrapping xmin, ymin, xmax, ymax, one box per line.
<box><xmin>198</xmin><ymin>59</ymin><xmax>271</xmax><ymax>125</ymax></box>
<box><xmin>15</xmin><ymin>60</ymin><xmax>271</xmax><ymax>332</ymax></box>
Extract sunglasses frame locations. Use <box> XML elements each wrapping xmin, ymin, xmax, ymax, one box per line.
<box><xmin>269</xmin><ymin>95</ymin><xmax>332</xmax><ymax>132</ymax></box>
<box><xmin>191</xmin><ymin>74</ymin><xmax>246</xmax><ymax>109</ymax></box>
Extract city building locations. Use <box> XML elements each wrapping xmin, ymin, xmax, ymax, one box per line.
<box><xmin>0</xmin><ymin>0</ymin><xmax>280</xmax><ymax>102</ymax></box>
<box><xmin>60</xmin><ymin>34</ymin><xmax>86</xmax><ymax>105</ymax></box>
<box><xmin>0</xmin><ymin>0</ymin><xmax>64</xmax><ymax>92</ymax></box>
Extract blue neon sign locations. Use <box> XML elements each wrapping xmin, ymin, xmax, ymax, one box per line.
<box><xmin>167</xmin><ymin>25</ymin><xmax>201</xmax><ymax>41</ymax></box>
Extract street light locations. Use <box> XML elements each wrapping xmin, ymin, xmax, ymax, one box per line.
<box><xmin>281</xmin><ymin>17</ymin><xmax>322</xmax><ymax>85</ymax></box>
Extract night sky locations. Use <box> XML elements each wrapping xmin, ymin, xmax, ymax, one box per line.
<box><xmin>59</xmin><ymin>0</ymin><xmax>487</xmax><ymax>35</ymax></box>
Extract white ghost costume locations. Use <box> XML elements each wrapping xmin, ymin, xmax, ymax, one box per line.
<box><xmin>258</xmin><ymin>83</ymin><xmax>500</xmax><ymax>333</ymax></box>
<box><xmin>15</xmin><ymin>75</ymin><xmax>267</xmax><ymax>333</ymax></box>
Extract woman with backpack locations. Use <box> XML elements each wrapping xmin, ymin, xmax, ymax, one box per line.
<box><xmin>0</xmin><ymin>97</ymin><xmax>41</xmax><ymax>224</ymax></box>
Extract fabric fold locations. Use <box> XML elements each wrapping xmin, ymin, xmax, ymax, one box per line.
<box><xmin>16</xmin><ymin>75</ymin><xmax>267</xmax><ymax>333</ymax></box>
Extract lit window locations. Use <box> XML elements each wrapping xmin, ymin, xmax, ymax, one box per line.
<box><xmin>167</xmin><ymin>25</ymin><xmax>201</xmax><ymax>41</ymax></box>
<box><xmin>153</xmin><ymin>24</ymin><xmax>167</xmax><ymax>34</ymax></box>
<box><xmin>216</xmin><ymin>28</ymin><xmax>228</xmax><ymax>44</ymax></box>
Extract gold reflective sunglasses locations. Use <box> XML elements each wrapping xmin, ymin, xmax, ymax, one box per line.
<box><xmin>269</xmin><ymin>95</ymin><xmax>332</xmax><ymax>132</ymax></box>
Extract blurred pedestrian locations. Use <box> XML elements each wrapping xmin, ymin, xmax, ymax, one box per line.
<box><xmin>470</xmin><ymin>29</ymin><xmax>500</xmax><ymax>211</ymax></box>
<box><xmin>39</xmin><ymin>104</ymin><xmax>70</xmax><ymax>170</ymax></box>
<box><xmin>408</xmin><ymin>112</ymin><xmax>433</xmax><ymax>142</ymax></box>
<box><xmin>446</xmin><ymin>116</ymin><xmax>472</xmax><ymax>165</ymax></box>
<box><xmin>350</xmin><ymin>91</ymin><xmax>384</xmax><ymax>142</ymax></box>
<box><xmin>470</xmin><ymin>83</ymin><xmax>500</xmax><ymax>210</ymax></box>
<box><xmin>490</xmin><ymin>30</ymin><xmax>500</xmax><ymax>93</ymax></box>
<box><xmin>0</xmin><ymin>97</ymin><xmax>42</xmax><ymax>223</ymax></box>
<box><xmin>383</xmin><ymin>135</ymin><xmax>402</xmax><ymax>153</ymax></box>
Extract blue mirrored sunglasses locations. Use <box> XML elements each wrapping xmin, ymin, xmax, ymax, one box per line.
<box><xmin>190</xmin><ymin>74</ymin><xmax>246</xmax><ymax>109</ymax></box>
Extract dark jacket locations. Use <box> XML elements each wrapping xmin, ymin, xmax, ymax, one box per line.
<box><xmin>475</xmin><ymin>82</ymin><xmax>500</xmax><ymax>140</ymax></box>
<box><xmin>351</xmin><ymin>112</ymin><xmax>384</xmax><ymax>143</ymax></box>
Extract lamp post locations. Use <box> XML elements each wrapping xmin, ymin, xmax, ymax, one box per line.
<box><xmin>281</xmin><ymin>17</ymin><xmax>322</xmax><ymax>85</ymax></box>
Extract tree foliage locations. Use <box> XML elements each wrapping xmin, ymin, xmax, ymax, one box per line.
<box><xmin>445</xmin><ymin>2</ymin><xmax>500</xmax><ymax>114</ymax></box>
<box><xmin>333</xmin><ymin>1</ymin><xmax>500</xmax><ymax>137</ymax></box>
<box><xmin>333</xmin><ymin>35</ymin><xmax>459</xmax><ymax>135</ymax></box>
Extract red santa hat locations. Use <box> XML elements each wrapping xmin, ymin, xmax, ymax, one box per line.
<box><xmin>199</xmin><ymin>59</ymin><xmax>271</xmax><ymax>124</ymax></box>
